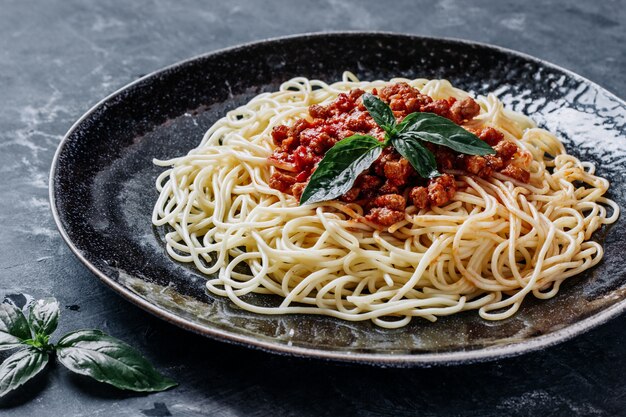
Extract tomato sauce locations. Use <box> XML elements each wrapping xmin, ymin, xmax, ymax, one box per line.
<box><xmin>268</xmin><ymin>83</ymin><xmax>530</xmax><ymax>226</ymax></box>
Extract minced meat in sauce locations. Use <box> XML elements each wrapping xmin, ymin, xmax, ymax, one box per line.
<box><xmin>268</xmin><ymin>82</ymin><xmax>530</xmax><ymax>226</ymax></box>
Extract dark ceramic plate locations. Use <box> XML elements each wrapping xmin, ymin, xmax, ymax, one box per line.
<box><xmin>50</xmin><ymin>32</ymin><xmax>626</xmax><ymax>366</ymax></box>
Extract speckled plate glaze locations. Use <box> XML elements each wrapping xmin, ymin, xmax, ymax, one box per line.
<box><xmin>50</xmin><ymin>32</ymin><xmax>626</xmax><ymax>367</ymax></box>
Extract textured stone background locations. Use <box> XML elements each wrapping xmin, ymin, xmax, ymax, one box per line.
<box><xmin>0</xmin><ymin>0</ymin><xmax>624</xmax><ymax>416</ymax></box>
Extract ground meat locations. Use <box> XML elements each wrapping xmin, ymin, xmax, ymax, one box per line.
<box><xmin>280</xmin><ymin>136</ymin><xmax>298</xmax><ymax>152</ymax></box>
<box><xmin>370</xmin><ymin>194</ymin><xmax>406</xmax><ymax>211</ymax></box>
<box><xmin>494</xmin><ymin>140</ymin><xmax>519</xmax><ymax>161</ymax></box>
<box><xmin>383</xmin><ymin>158</ymin><xmax>415</xmax><ymax>186</ymax></box>
<box><xmin>308</xmin><ymin>104</ymin><xmax>329</xmax><ymax>119</ymax></box>
<box><xmin>334</xmin><ymin>89</ymin><xmax>364</xmax><ymax>113</ymax></box>
<box><xmin>372</xmin><ymin>147</ymin><xmax>399</xmax><ymax>176</ymax></box>
<box><xmin>348</xmin><ymin>88</ymin><xmax>365</xmax><ymax>102</ymax></box>
<box><xmin>422</xmin><ymin>99</ymin><xmax>453</xmax><ymax>120</ymax></box>
<box><xmin>346</xmin><ymin>111</ymin><xmax>376</xmax><ymax>131</ymax></box>
<box><xmin>365</xmin><ymin>207</ymin><xmax>406</xmax><ymax>226</ymax></box>
<box><xmin>300</xmin><ymin>129</ymin><xmax>335</xmax><ymax>154</ymax></box>
<box><xmin>463</xmin><ymin>155</ymin><xmax>489</xmax><ymax>177</ymax></box>
<box><xmin>292</xmin><ymin>145</ymin><xmax>321</xmax><ymax>172</ymax></box>
<box><xmin>379</xmin><ymin>180</ymin><xmax>400</xmax><ymax>194</ymax></box>
<box><xmin>290</xmin><ymin>119</ymin><xmax>312</xmax><ymax>137</ymax></box>
<box><xmin>500</xmin><ymin>165</ymin><xmax>530</xmax><ymax>183</ymax></box>
<box><xmin>268</xmin><ymin>83</ymin><xmax>531</xmax><ymax>226</ymax></box>
<box><xmin>410</xmin><ymin>186</ymin><xmax>429</xmax><ymax>209</ymax></box>
<box><xmin>435</xmin><ymin>147</ymin><xmax>457</xmax><ymax>170</ymax></box>
<box><xmin>337</xmin><ymin>129</ymin><xmax>356</xmax><ymax>140</ymax></box>
<box><xmin>450</xmin><ymin>97</ymin><xmax>481</xmax><ymax>123</ymax></box>
<box><xmin>291</xmin><ymin>182</ymin><xmax>306</xmax><ymax>199</ymax></box>
<box><xmin>340</xmin><ymin>187</ymin><xmax>360</xmax><ymax>202</ymax></box>
<box><xmin>379</xmin><ymin>84</ymin><xmax>481</xmax><ymax>125</ymax></box>
<box><xmin>463</xmin><ymin>154</ymin><xmax>506</xmax><ymax>178</ymax></box>
<box><xmin>271</xmin><ymin>125</ymin><xmax>290</xmax><ymax>146</ymax></box>
<box><xmin>427</xmin><ymin>174</ymin><xmax>456</xmax><ymax>206</ymax></box>
<box><xmin>485</xmin><ymin>154</ymin><xmax>505</xmax><ymax>172</ymax></box>
<box><xmin>269</xmin><ymin>172</ymin><xmax>296</xmax><ymax>193</ymax></box>
<box><xmin>378</xmin><ymin>83</ymin><xmax>433</xmax><ymax>115</ymax></box>
<box><xmin>472</xmin><ymin>126</ymin><xmax>504</xmax><ymax>146</ymax></box>
<box><xmin>357</xmin><ymin>174</ymin><xmax>383</xmax><ymax>198</ymax></box>
<box><xmin>298</xmin><ymin>128</ymin><xmax>316</xmax><ymax>147</ymax></box>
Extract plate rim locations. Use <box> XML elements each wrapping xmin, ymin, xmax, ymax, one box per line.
<box><xmin>49</xmin><ymin>31</ymin><xmax>626</xmax><ymax>367</ymax></box>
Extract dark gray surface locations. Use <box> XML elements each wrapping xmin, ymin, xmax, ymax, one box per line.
<box><xmin>1</xmin><ymin>0</ymin><xmax>625</xmax><ymax>416</ymax></box>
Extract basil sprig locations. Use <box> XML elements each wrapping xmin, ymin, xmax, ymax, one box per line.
<box><xmin>300</xmin><ymin>93</ymin><xmax>494</xmax><ymax>205</ymax></box>
<box><xmin>0</xmin><ymin>295</ymin><xmax>177</xmax><ymax>398</ymax></box>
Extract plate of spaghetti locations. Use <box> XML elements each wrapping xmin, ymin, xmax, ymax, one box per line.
<box><xmin>51</xmin><ymin>33</ymin><xmax>626</xmax><ymax>366</ymax></box>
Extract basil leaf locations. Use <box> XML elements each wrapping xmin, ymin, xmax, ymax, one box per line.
<box><xmin>398</xmin><ymin>113</ymin><xmax>495</xmax><ymax>155</ymax></box>
<box><xmin>395</xmin><ymin>112</ymin><xmax>421</xmax><ymax>134</ymax></box>
<box><xmin>29</xmin><ymin>298</ymin><xmax>60</xmax><ymax>337</ymax></box>
<box><xmin>362</xmin><ymin>93</ymin><xmax>396</xmax><ymax>134</ymax></box>
<box><xmin>3</xmin><ymin>294</ymin><xmax>35</xmax><ymax>317</ymax></box>
<box><xmin>0</xmin><ymin>303</ymin><xmax>31</xmax><ymax>351</ymax></box>
<box><xmin>0</xmin><ymin>348</ymin><xmax>49</xmax><ymax>397</ymax></box>
<box><xmin>391</xmin><ymin>135</ymin><xmax>440</xmax><ymax>179</ymax></box>
<box><xmin>300</xmin><ymin>135</ymin><xmax>383</xmax><ymax>205</ymax></box>
<box><xmin>56</xmin><ymin>330</ymin><xmax>177</xmax><ymax>392</ymax></box>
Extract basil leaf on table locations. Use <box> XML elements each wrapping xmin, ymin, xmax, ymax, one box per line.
<box><xmin>56</xmin><ymin>329</ymin><xmax>177</xmax><ymax>392</ymax></box>
<box><xmin>398</xmin><ymin>113</ymin><xmax>495</xmax><ymax>155</ymax></box>
<box><xmin>0</xmin><ymin>303</ymin><xmax>32</xmax><ymax>350</ymax></box>
<box><xmin>29</xmin><ymin>298</ymin><xmax>60</xmax><ymax>337</ymax></box>
<box><xmin>362</xmin><ymin>93</ymin><xmax>396</xmax><ymax>135</ymax></box>
<box><xmin>391</xmin><ymin>135</ymin><xmax>440</xmax><ymax>179</ymax></box>
<box><xmin>0</xmin><ymin>348</ymin><xmax>49</xmax><ymax>397</ymax></box>
<box><xmin>0</xmin><ymin>295</ymin><xmax>177</xmax><ymax>399</ymax></box>
<box><xmin>300</xmin><ymin>135</ymin><xmax>383</xmax><ymax>205</ymax></box>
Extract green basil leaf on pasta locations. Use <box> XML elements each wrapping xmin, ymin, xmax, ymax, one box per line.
<box><xmin>398</xmin><ymin>112</ymin><xmax>495</xmax><ymax>155</ymax></box>
<box><xmin>300</xmin><ymin>135</ymin><xmax>383</xmax><ymax>205</ymax></box>
<box><xmin>391</xmin><ymin>135</ymin><xmax>440</xmax><ymax>179</ymax></box>
<box><xmin>0</xmin><ymin>348</ymin><xmax>49</xmax><ymax>397</ymax></box>
<box><xmin>29</xmin><ymin>298</ymin><xmax>60</xmax><ymax>337</ymax></box>
<box><xmin>56</xmin><ymin>330</ymin><xmax>177</xmax><ymax>392</ymax></box>
<box><xmin>395</xmin><ymin>112</ymin><xmax>421</xmax><ymax>134</ymax></box>
<box><xmin>0</xmin><ymin>303</ymin><xmax>32</xmax><ymax>351</ymax></box>
<box><xmin>362</xmin><ymin>93</ymin><xmax>396</xmax><ymax>134</ymax></box>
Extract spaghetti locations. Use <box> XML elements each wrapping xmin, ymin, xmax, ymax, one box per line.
<box><xmin>152</xmin><ymin>73</ymin><xmax>618</xmax><ymax>328</ymax></box>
